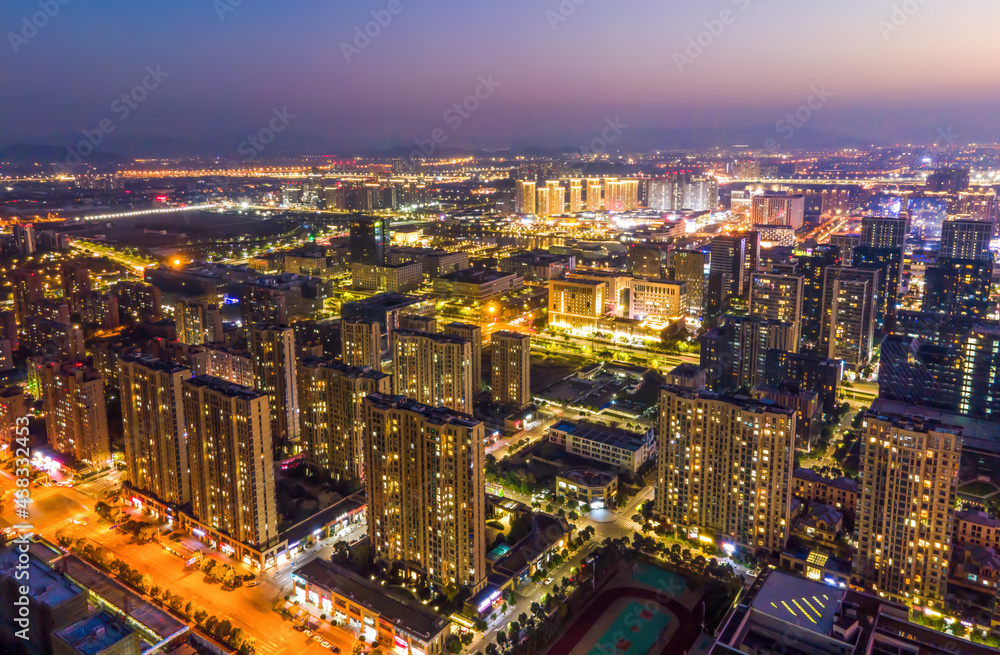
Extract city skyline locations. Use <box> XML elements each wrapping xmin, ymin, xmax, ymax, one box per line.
<box><xmin>3</xmin><ymin>0</ymin><xmax>1000</xmax><ymax>157</ymax></box>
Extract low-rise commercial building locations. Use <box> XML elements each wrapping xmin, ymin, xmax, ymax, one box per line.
<box><xmin>548</xmin><ymin>420</ymin><xmax>655</xmax><ymax>473</ymax></box>
<box><xmin>555</xmin><ymin>469</ymin><xmax>618</xmax><ymax>509</ymax></box>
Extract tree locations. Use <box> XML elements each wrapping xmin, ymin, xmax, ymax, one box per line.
<box><xmin>205</xmin><ymin>615</ymin><xmax>219</xmax><ymax>634</ymax></box>
<box><xmin>486</xmin><ymin>644</ymin><xmax>499</xmax><ymax>655</ymax></box>
<box><xmin>212</xmin><ymin>563</ymin><xmax>229</xmax><ymax>582</ymax></box>
<box><xmin>229</xmin><ymin>627</ymin><xmax>246</xmax><ymax>649</ymax></box>
<box><xmin>474</xmin><ymin>618</ymin><xmax>487</xmax><ymax>632</ymax></box>
<box><xmin>138</xmin><ymin>525</ymin><xmax>158</xmax><ymax>542</ymax></box>
<box><xmin>136</xmin><ymin>574</ymin><xmax>153</xmax><ymax>594</ymax></box>
<box><xmin>200</xmin><ymin>558</ymin><xmax>216</xmax><ymax>574</ymax></box>
<box><xmin>509</xmin><ymin>621</ymin><xmax>520</xmax><ymax>635</ymax></box>
<box><xmin>194</xmin><ymin>609</ymin><xmax>208</xmax><ymax>625</ymax></box>
<box><xmin>497</xmin><ymin>631</ymin><xmax>507</xmax><ymax>646</ymax></box>
<box><xmin>518</xmin><ymin>612</ymin><xmax>528</xmax><ymax>625</ymax></box>
<box><xmin>215</xmin><ymin>618</ymin><xmax>233</xmax><ymax>640</ymax></box>
<box><xmin>443</xmin><ymin>582</ymin><xmax>460</xmax><ymax>603</ymax></box>
<box><xmin>222</xmin><ymin>567</ymin><xmax>236</xmax><ymax>587</ymax></box>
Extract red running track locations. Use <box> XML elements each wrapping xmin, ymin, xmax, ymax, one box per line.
<box><xmin>545</xmin><ymin>587</ymin><xmax>704</xmax><ymax>655</ymax></box>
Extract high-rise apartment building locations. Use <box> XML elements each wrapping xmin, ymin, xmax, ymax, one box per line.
<box><xmin>175</xmin><ymin>300</ymin><xmax>224</xmax><ymax>345</ymax></box>
<box><xmin>119</xmin><ymin>354</ymin><xmax>193</xmax><ymax>505</ymax></box>
<box><xmin>184</xmin><ymin>376</ymin><xmax>278</xmax><ymax>548</ymax></box>
<box><xmin>567</xmin><ymin>179</ymin><xmax>583</xmax><ymax>213</ymax></box>
<box><xmin>853</xmin><ymin>401</ymin><xmax>961</xmax><ymax>610</ymax></box>
<box><xmin>515</xmin><ymin>180</ymin><xmax>536</xmax><ymax>214</ymax></box>
<box><xmin>298</xmin><ymin>358</ymin><xmax>390</xmax><ymax>480</ymax></box>
<box><xmin>603</xmin><ymin>179</ymin><xmax>639</xmax><ymax>212</ymax></box>
<box><xmin>700</xmin><ymin>314</ymin><xmax>797</xmax><ymax>392</ymax></box>
<box><xmin>341</xmin><ymin>319</ymin><xmax>382</xmax><ymax>371</ymax></box>
<box><xmin>491</xmin><ymin>331</ymin><xmax>531</xmax><ymax>410</ymax></box>
<box><xmin>547</xmin><ymin>279</ymin><xmax>606</xmax><ymax>334</ymax></box>
<box><xmin>113</xmin><ymin>282</ymin><xmax>162</xmax><ymax>323</ymax></box>
<box><xmin>657</xmin><ymin>383</ymin><xmax>795</xmax><ymax>553</ymax></box>
<box><xmin>682</xmin><ymin>176</ymin><xmax>719</xmax><ymax>212</ymax></box>
<box><xmin>59</xmin><ymin>262</ymin><xmax>91</xmax><ymax>314</ymax></box>
<box><xmin>922</xmin><ymin>258</ymin><xmax>994</xmax><ymax>318</ymax></box>
<box><xmin>820</xmin><ymin>267</ymin><xmax>879</xmax><ymax>369</ymax></box>
<box><xmin>798</xmin><ymin>245</ymin><xmax>842</xmax><ymax>346</ymax></box>
<box><xmin>669</xmin><ymin>250</ymin><xmax>710</xmax><ymax>319</ymax></box>
<box><xmin>749</xmin><ymin>268</ymin><xmax>805</xmax><ymax>348</ymax></box>
<box><xmin>710</xmin><ymin>233</ymin><xmax>760</xmax><ymax>299</ymax></box>
<box><xmin>249</xmin><ymin>324</ymin><xmax>300</xmax><ymax>442</ymax></box>
<box><xmin>12</xmin><ymin>269</ymin><xmax>45</xmax><ymax>324</ymax></box>
<box><xmin>751</xmin><ymin>194</ymin><xmax>805</xmax><ymax>229</ymax></box>
<box><xmin>586</xmin><ymin>178</ymin><xmax>602</xmax><ymax>211</ymax></box>
<box><xmin>545</xmin><ymin>181</ymin><xmax>565</xmax><ymax>216</ymax></box>
<box><xmin>442</xmin><ymin>322</ymin><xmax>482</xmax><ymax>393</ymax></box>
<box><xmin>0</xmin><ymin>386</ymin><xmax>26</xmax><ymax>452</ymax></box>
<box><xmin>240</xmin><ymin>284</ymin><xmax>288</xmax><ymax>325</ymax></box>
<box><xmin>349</xmin><ymin>215</ymin><xmax>390</xmax><ymax>265</ymax></box>
<box><xmin>860</xmin><ymin>216</ymin><xmax>907</xmax><ymax>250</ymax></box>
<box><xmin>940</xmin><ymin>218</ymin><xmax>994</xmax><ymax>262</ymax></box>
<box><xmin>40</xmin><ymin>361</ymin><xmax>109</xmax><ymax>465</ymax></box>
<box><xmin>13</xmin><ymin>223</ymin><xmax>36</xmax><ymax>255</ymax></box>
<box><xmin>391</xmin><ymin>329</ymin><xmax>472</xmax><ymax>413</ymax></box>
<box><xmin>363</xmin><ymin>394</ymin><xmax>486</xmax><ymax>592</ymax></box>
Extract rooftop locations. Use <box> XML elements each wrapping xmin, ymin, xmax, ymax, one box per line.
<box><xmin>551</xmin><ymin>420</ymin><xmax>652</xmax><ymax>452</ymax></box>
<box><xmin>752</xmin><ymin>569</ymin><xmax>845</xmax><ymax>635</ymax></box>
<box><xmin>364</xmin><ymin>393</ymin><xmax>481</xmax><ymax>427</ymax></box>
<box><xmin>54</xmin><ymin>612</ymin><xmax>135</xmax><ymax>655</ymax></box>
<box><xmin>185</xmin><ymin>375</ymin><xmax>267</xmax><ymax>400</ymax></box>
<box><xmin>957</xmin><ymin>509</ymin><xmax>1000</xmax><ymax>529</ymax></box>
<box><xmin>298</xmin><ymin>357</ymin><xmax>389</xmax><ymax>382</ymax></box>
<box><xmin>867</xmin><ymin>398</ymin><xmax>1000</xmax><ymax>452</ymax></box>
<box><xmin>393</xmin><ymin>328</ymin><xmax>470</xmax><ymax>345</ymax></box>
<box><xmin>294</xmin><ymin>559</ymin><xmax>448</xmax><ymax>640</ymax></box>
<box><xmin>558</xmin><ymin>468</ymin><xmax>617</xmax><ymax>487</ymax></box>
<box><xmin>0</xmin><ymin>548</ymin><xmax>83</xmax><ymax>607</ymax></box>
<box><xmin>439</xmin><ymin>268</ymin><xmax>516</xmax><ymax>284</ymax></box>
<box><xmin>120</xmin><ymin>352</ymin><xmax>192</xmax><ymax>374</ymax></box>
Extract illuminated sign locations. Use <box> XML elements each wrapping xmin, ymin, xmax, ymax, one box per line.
<box><xmin>192</xmin><ymin>528</ymin><xmax>206</xmax><ymax>538</ymax></box>
<box><xmin>476</xmin><ymin>588</ymin><xmax>502</xmax><ymax>613</ymax></box>
<box><xmin>395</xmin><ymin>636</ymin><xmax>409</xmax><ymax>649</ymax></box>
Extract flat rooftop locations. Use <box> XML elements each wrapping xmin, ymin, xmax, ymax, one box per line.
<box><xmin>753</xmin><ymin>570</ymin><xmax>845</xmax><ymax>635</ymax></box>
<box><xmin>54</xmin><ymin>612</ymin><xmax>135</xmax><ymax>655</ymax></box>
<box><xmin>0</xmin><ymin>548</ymin><xmax>83</xmax><ymax>607</ymax></box>
<box><xmin>439</xmin><ymin>268</ymin><xmax>516</xmax><ymax>283</ymax></box>
<box><xmin>551</xmin><ymin>420</ymin><xmax>651</xmax><ymax>452</ymax></box>
<box><xmin>294</xmin><ymin>559</ymin><xmax>448</xmax><ymax>640</ymax></box>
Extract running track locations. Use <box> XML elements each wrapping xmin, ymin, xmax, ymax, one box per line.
<box><xmin>545</xmin><ymin>587</ymin><xmax>704</xmax><ymax>655</ymax></box>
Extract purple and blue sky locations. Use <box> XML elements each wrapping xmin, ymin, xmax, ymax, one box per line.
<box><xmin>3</xmin><ymin>0</ymin><xmax>999</xmax><ymax>156</ymax></box>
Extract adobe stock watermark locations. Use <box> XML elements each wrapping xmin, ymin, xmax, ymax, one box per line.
<box><xmin>56</xmin><ymin>65</ymin><xmax>170</xmax><ymax>174</ymax></box>
<box><xmin>237</xmin><ymin>107</ymin><xmax>297</xmax><ymax>161</ymax></box>
<box><xmin>673</xmin><ymin>0</ymin><xmax>751</xmax><ymax>74</ymax></box>
<box><xmin>575</xmin><ymin>117</ymin><xmax>628</xmax><ymax>161</ymax></box>
<box><xmin>763</xmin><ymin>85</ymin><xmax>834</xmax><ymax>150</ymax></box>
<box><xmin>877</xmin><ymin>0</ymin><xmax>933</xmax><ymax>40</ymax></box>
<box><xmin>546</xmin><ymin>0</ymin><xmax>587</xmax><ymax>32</ymax></box>
<box><xmin>213</xmin><ymin>0</ymin><xmax>243</xmax><ymax>21</ymax></box>
<box><xmin>340</xmin><ymin>0</ymin><xmax>409</xmax><ymax>64</ymax></box>
<box><xmin>409</xmin><ymin>75</ymin><xmax>500</xmax><ymax>162</ymax></box>
<box><xmin>7</xmin><ymin>0</ymin><xmax>72</xmax><ymax>54</ymax></box>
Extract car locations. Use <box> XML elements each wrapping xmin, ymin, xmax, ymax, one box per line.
<box><xmin>321</xmin><ymin>641</ymin><xmax>331</xmax><ymax>648</ymax></box>
<box><xmin>544</xmin><ymin>577</ymin><xmax>553</xmax><ymax>585</ymax></box>
<box><xmin>331</xmin><ymin>647</ymin><xmax>341</xmax><ymax>653</ymax></box>
<box><xmin>313</xmin><ymin>635</ymin><xmax>322</xmax><ymax>642</ymax></box>
<box><xmin>303</xmin><ymin>629</ymin><xmax>313</xmax><ymax>637</ymax></box>
<box><xmin>246</xmin><ymin>580</ymin><xmax>259</xmax><ymax>587</ymax></box>
<box><xmin>293</xmin><ymin>625</ymin><xmax>304</xmax><ymax>632</ymax></box>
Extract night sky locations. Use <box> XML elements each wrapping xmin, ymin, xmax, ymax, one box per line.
<box><xmin>3</xmin><ymin>0</ymin><xmax>999</xmax><ymax>157</ymax></box>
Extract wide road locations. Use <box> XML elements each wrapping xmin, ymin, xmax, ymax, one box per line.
<box><xmin>0</xmin><ymin>469</ymin><xmax>363</xmax><ymax>655</ymax></box>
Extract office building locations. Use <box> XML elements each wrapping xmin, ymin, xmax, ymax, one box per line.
<box><xmin>184</xmin><ymin>376</ymin><xmax>277</xmax><ymax>550</ymax></box>
<box><xmin>629</xmin><ymin>279</ymin><xmax>688</xmax><ymax>319</ymax></box>
<box><xmin>119</xmin><ymin>354</ymin><xmax>193</xmax><ymax>505</ymax></box>
<box><xmin>12</xmin><ymin>268</ymin><xmax>45</xmax><ymax>324</ymax></box>
<box><xmin>749</xmin><ymin>268</ymin><xmax>805</xmax><ymax>348</ymax></box>
<box><xmin>341</xmin><ymin>318</ymin><xmax>382</xmax><ymax>371</ymax></box>
<box><xmin>239</xmin><ymin>283</ymin><xmax>288</xmax><ymax>325</ymax></box>
<box><xmin>514</xmin><ymin>180</ymin><xmax>536</xmax><ymax>214</ymax></box>
<box><xmin>941</xmin><ymin>218</ymin><xmax>994</xmax><ymax>262</ymax></box>
<box><xmin>174</xmin><ymin>300</ymin><xmax>223</xmax><ymax>345</ymax></box>
<box><xmin>628</xmin><ymin>244</ymin><xmax>670</xmax><ymax>279</ymax></box>
<box><xmin>443</xmin><ymin>322</ymin><xmax>482</xmax><ymax>393</ymax></box>
<box><xmin>350</xmin><ymin>261</ymin><xmax>423</xmax><ymax>293</ymax></box>
<box><xmin>298</xmin><ymin>358</ymin><xmax>390</xmax><ymax>480</ymax></box>
<box><xmin>657</xmin><ymin>384</ymin><xmax>795</xmax><ymax>553</ymax></box>
<box><xmin>349</xmin><ymin>215</ymin><xmax>390</xmax><ymax>265</ymax></box>
<box><xmin>40</xmin><ymin>361</ymin><xmax>110</xmax><ymax>466</ymax></box>
<box><xmin>853</xmin><ymin>400</ymin><xmax>962</xmax><ymax>609</ymax></box>
<box><xmin>700</xmin><ymin>314</ymin><xmax>797</xmax><ymax>393</ymax></box>
<box><xmin>751</xmin><ymin>194</ymin><xmax>805</xmax><ymax>229</ymax></box>
<box><xmin>432</xmin><ymin>269</ymin><xmax>522</xmax><ymax>302</ymax></box>
<box><xmin>392</xmin><ymin>329</ymin><xmax>473</xmax><ymax>413</ymax></box>
<box><xmin>363</xmin><ymin>394</ymin><xmax>486</xmax><ymax>592</ymax></box>
<box><xmin>491</xmin><ymin>331</ymin><xmax>531</xmax><ymax>410</ymax></box>
<box><xmin>113</xmin><ymin>282</ymin><xmax>162</xmax><ymax>323</ymax></box>
<box><xmin>249</xmin><ymin>324</ymin><xmax>300</xmax><ymax>442</ymax></box>
<box><xmin>820</xmin><ymin>267</ymin><xmax>879</xmax><ymax>369</ymax></box>
<box><xmin>547</xmin><ymin>278</ymin><xmax>606</xmax><ymax>334</ymax></box>
<box><xmin>548</xmin><ymin>420</ymin><xmax>655</xmax><ymax>473</ymax></box>
<box><xmin>59</xmin><ymin>261</ymin><xmax>91</xmax><ymax>314</ymax></box>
